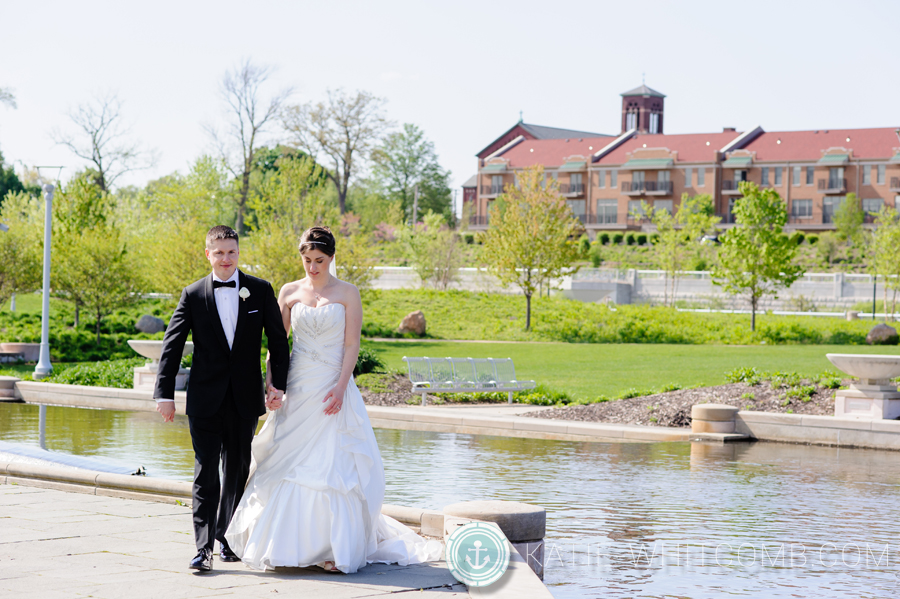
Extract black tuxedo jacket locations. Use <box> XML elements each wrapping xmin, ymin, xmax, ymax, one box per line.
<box><xmin>154</xmin><ymin>271</ymin><xmax>290</xmax><ymax>420</ymax></box>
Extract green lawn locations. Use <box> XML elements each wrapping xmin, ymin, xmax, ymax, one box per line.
<box><xmin>364</xmin><ymin>341</ymin><xmax>898</xmax><ymax>401</ymax></box>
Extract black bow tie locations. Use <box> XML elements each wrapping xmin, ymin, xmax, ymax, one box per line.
<box><xmin>213</xmin><ymin>280</ymin><xmax>236</xmax><ymax>289</ymax></box>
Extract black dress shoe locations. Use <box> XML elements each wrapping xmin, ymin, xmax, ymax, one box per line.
<box><xmin>190</xmin><ymin>548</ymin><xmax>213</xmax><ymax>572</ymax></box>
<box><xmin>220</xmin><ymin>543</ymin><xmax>240</xmax><ymax>562</ymax></box>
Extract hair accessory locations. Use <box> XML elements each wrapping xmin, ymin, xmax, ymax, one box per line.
<box><xmin>306</xmin><ymin>241</ymin><xmax>327</xmax><ymax>245</ymax></box>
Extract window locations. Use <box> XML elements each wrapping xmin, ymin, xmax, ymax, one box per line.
<box><xmin>806</xmin><ymin>166</ymin><xmax>814</xmax><ymax>185</ymax></box>
<box><xmin>829</xmin><ymin>167</ymin><xmax>844</xmax><ymax>188</ymax></box>
<box><xmin>655</xmin><ymin>200</ymin><xmax>673</xmax><ymax>214</ymax></box>
<box><xmin>877</xmin><ymin>164</ymin><xmax>886</xmax><ymax>185</ymax></box>
<box><xmin>628</xmin><ymin>200</ymin><xmax>644</xmax><ymax>220</ymax></box>
<box><xmin>793</xmin><ymin>166</ymin><xmax>801</xmax><ymax>186</ymax></box>
<box><xmin>570</xmin><ymin>173</ymin><xmax>583</xmax><ymax>189</ymax></box>
<box><xmin>596</xmin><ymin>200</ymin><xmax>617</xmax><ymax>224</ymax></box>
<box><xmin>863</xmin><ymin>198</ymin><xmax>883</xmax><ymax>214</ymax></box>
<box><xmin>697</xmin><ymin>168</ymin><xmax>705</xmax><ymax>187</ymax></box>
<box><xmin>597</xmin><ymin>169</ymin><xmax>605</xmax><ymax>188</ymax></box>
<box><xmin>626</xmin><ymin>111</ymin><xmax>638</xmax><ymax>130</ymax></box>
<box><xmin>649</xmin><ymin>112</ymin><xmax>660</xmax><ymax>134</ymax></box>
<box><xmin>823</xmin><ymin>196</ymin><xmax>842</xmax><ymax>224</ymax></box>
<box><xmin>792</xmin><ymin>199</ymin><xmax>812</xmax><ymax>218</ymax></box>
<box><xmin>567</xmin><ymin>199</ymin><xmax>586</xmax><ymax>218</ymax></box>
<box><xmin>685</xmin><ymin>168</ymin><xmax>692</xmax><ymax>187</ymax></box>
<box><xmin>863</xmin><ymin>165</ymin><xmax>871</xmax><ymax>185</ymax></box>
<box><xmin>761</xmin><ymin>167</ymin><xmax>769</xmax><ymax>185</ymax></box>
<box><xmin>775</xmin><ymin>166</ymin><xmax>783</xmax><ymax>186</ymax></box>
<box><xmin>735</xmin><ymin>169</ymin><xmax>748</xmax><ymax>182</ymax></box>
<box><xmin>491</xmin><ymin>175</ymin><xmax>503</xmax><ymax>194</ymax></box>
<box><xmin>658</xmin><ymin>170</ymin><xmax>670</xmax><ymax>183</ymax></box>
<box><xmin>633</xmin><ymin>171</ymin><xmax>646</xmax><ymax>183</ymax></box>
<box><xmin>610</xmin><ymin>169</ymin><xmax>618</xmax><ymax>188</ymax></box>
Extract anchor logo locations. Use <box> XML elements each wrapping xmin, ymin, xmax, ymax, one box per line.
<box><xmin>465</xmin><ymin>540</ymin><xmax>491</xmax><ymax>570</ymax></box>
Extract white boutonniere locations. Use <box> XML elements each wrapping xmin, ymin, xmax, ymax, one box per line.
<box><xmin>239</xmin><ymin>287</ymin><xmax>250</xmax><ymax>301</ymax></box>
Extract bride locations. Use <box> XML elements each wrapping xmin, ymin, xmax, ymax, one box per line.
<box><xmin>225</xmin><ymin>226</ymin><xmax>442</xmax><ymax>573</ymax></box>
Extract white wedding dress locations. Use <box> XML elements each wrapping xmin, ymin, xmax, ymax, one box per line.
<box><xmin>225</xmin><ymin>302</ymin><xmax>442</xmax><ymax>572</ymax></box>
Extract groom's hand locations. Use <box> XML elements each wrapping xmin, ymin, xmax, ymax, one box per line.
<box><xmin>156</xmin><ymin>401</ymin><xmax>176</xmax><ymax>423</ymax></box>
<box><xmin>266</xmin><ymin>385</ymin><xmax>284</xmax><ymax>411</ymax></box>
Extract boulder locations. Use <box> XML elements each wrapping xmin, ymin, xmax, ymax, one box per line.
<box><xmin>398</xmin><ymin>310</ymin><xmax>426</xmax><ymax>336</ymax></box>
<box><xmin>866</xmin><ymin>324</ymin><xmax>899</xmax><ymax>346</ymax></box>
<box><xmin>135</xmin><ymin>314</ymin><xmax>166</xmax><ymax>335</ymax></box>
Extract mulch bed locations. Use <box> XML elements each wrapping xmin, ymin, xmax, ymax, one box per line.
<box><xmin>523</xmin><ymin>380</ymin><xmax>843</xmax><ymax>428</ymax></box>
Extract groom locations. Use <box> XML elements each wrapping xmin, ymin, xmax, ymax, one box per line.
<box><xmin>154</xmin><ymin>225</ymin><xmax>290</xmax><ymax>572</ymax></box>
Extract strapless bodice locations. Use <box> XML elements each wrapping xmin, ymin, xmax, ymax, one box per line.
<box><xmin>290</xmin><ymin>302</ymin><xmax>345</xmax><ymax>373</ymax></box>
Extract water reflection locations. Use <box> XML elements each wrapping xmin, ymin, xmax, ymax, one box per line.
<box><xmin>2</xmin><ymin>402</ymin><xmax>900</xmax><ymax>598</ymax></box>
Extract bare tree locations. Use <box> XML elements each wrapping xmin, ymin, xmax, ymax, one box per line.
<box><xmin>0</xmin><ymin>88</ymin><xmax>16</xmax><ymax>109</ymax></box>
<box><xmin>51</xmin><ymin>92</ymin><xmax>155</xmax><ymax>191</ymax></box>
<box><xmin>205</xmin><ymin>59</ymin><xmax>292</xmax><ymax>232</ymax></box>
<box><xmin>282</xmin><ymin>89</ymin><xmax>391</xmax><ymax>214</ymax></box>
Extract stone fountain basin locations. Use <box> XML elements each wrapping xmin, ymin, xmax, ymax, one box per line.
<box><xmin>825</xmin><ymin>354</ymin><xmax>900</xmax><ymax>383</ymax></box>
<box><xmin>127</xmin><ymin>340</ymin><xmax>194</xmax><ymax>364</ymax></box>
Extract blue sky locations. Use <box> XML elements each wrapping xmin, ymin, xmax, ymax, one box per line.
<box><xmin>2</xmin><ymin>0</ymin><xmax>899</xmax><ymax>204</ymax></box>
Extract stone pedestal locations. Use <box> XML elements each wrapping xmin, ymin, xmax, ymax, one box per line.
<box><xmin>834</xmin><ymin>385</ymin><xmax>900</xmax><ymax>419</ymax></box>
<box><xmin>133</xmin><ymin>366</ymin><xmax>189</xmax><ymax>391</ymax></box>
<box><xmin>443</xmin><ymin>500</ymin><xmax>546</xmax><ymax>579</ymax></box>
<box><xmin>691</xmin><ymin>403</ymin><xmax>738</xmax><ymax>433</ymax></box>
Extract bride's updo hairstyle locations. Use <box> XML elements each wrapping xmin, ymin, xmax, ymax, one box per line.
<box><xmin>298</xmin><ymin>226</ymin><xmax>336</xmax><ymax>257</ymax></box>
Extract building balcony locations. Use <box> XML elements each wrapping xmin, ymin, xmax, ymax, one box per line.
<box><xmin>620</xmin><ymin>180</ymin><xmax>673</xmax><ymax>196</ymax></box>
<box><xmin>818</xmin><ymin>178</ymin><xmax>846</xmax><ymax>194</ymax></box>
<box><xmin>559</xmin><ymin>183</ymin><xmax>585</xmax><ymax>197</ymax></box>
<box><xmin>480</xmin><ymin>185</ymin><xmax>504</xmax><ymax>198</ymax></box>
<box><xmin>788</xmin><ymin>215</ymin><xmax>813</xmax><ymax>224</ymax></box>
<box><xmin>469</xmin><ymin>215</ymin><xmax>489</xmax><ymax>227</ymax></box>
<box><xmin>890</xmin><ymin>177</ymin><xmax>900</xmax><ymax>192</ymax></box>
<box><xmin>721</xmin><ymin>180</ymin><xmax>746</xmax><ymax>195</ymax></box>
<box><xmin>584</xmin><ymin>213</ymin><xmax>619</xmax><ymax>225</ymax></box>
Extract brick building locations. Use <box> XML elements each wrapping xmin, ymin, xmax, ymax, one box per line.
<box><xmin>465</xmin><ymin>85</ymin><xmax>900</xmax><ymax>235</ymax></box>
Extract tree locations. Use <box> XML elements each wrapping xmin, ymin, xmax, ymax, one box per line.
<box><xmin>398</xmin><ymin>211</ymin><xmax>465</xmax><ymax>290</ymax></box>
<box><xmin>833</xmin><ymin>192</ymin><xmax>865</xmax><ymax>245</ymax></box>
<box><xmin>871</xmin><ymin>206</ymin><xmax>900</xmax><ymax>321</ymax></box>
<box><xmin>51</xmin><ymin>93</ymin><xmax>155</xmax><ymax>192</ymax></box>
<box><xmin>0</xmin><ymin>191</ymin><xmax>42</xmax><ymax>309</ymax></box>
<box><xmin>335</xmin><ymin>214</ymin><xmax>378</xmax><ymax>293</ymax></box>
<box><xmin>0</xmin><ymin>153</ymin><xmax>39</xmax><ymax>210</ymax></box>
<box><xmin>243</xmin><ymin>155</ymin><xmax>338</xmax><ymax>291</ymax></box>
<box><xmin>282</xmin><ymin>89</ymin><xmax>391</xmax><ymax>214</ymax></box>
<box><xmin>53</xmin><ymin>174</ymin><xmax>143</xmax><ymax>340</ymax></box>
<box><xmin>481</xmin><ymin>165</ymin><xmax>581</xmax><ymax>330</ymax></box>
<box><xmin>639</xmin><ymin>193</ymin><xmax>719</xmax><ymax>306</ymax></box>
<box><xmin>371</xmin><ymin>123</ymin><xmax>453</xmax><ymax>223</ymax></box>
<box><xmin>712</xmin><ymin>182</ymin><xmax>803</xmax><ymax>331</ymax></box>
<box><xmin>206</xmin><ymin>60</ymin><xmax>292</xmax><ymax>233</ymax></box>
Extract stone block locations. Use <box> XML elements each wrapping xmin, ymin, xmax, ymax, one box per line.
<box><xmin>443</xmin><ymin>500</ymin><xmax>545</xmax><ymax>542</ymax></box>
<box><xmin>691</xmin><ymin>403</ymin><xmax>739</xmax><ymax>421</ymax></box>
<box><xmin>691</xmin><ymin>420</ymin><xmax>736</xmax><ymax>433</ymax></box>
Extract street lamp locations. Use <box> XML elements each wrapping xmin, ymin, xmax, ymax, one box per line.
<box><xmin>33</xmin><ymin>183</ymin><xmax>54</xmax><ymax>380</ymax></box>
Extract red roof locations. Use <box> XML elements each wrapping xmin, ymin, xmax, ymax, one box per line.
<box><xmin>740</xmin><ymin>128</ymin><xmax>900</xmax><ymax>162</ymax></box>
<box><xmin>595</xmin><ymin>131</ymin><xmax>743</xmax><ymax>165</ymax></box>
<box><xmin>497</xmin><ymin>136</ymin><xmax>616</xmax><ymax>168</ymax></box>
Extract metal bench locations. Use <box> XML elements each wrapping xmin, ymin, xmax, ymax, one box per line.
<box><xmin>401</xmin><ymin>356</ymin><xmax>536</xmax><ymax>406</ymax></box>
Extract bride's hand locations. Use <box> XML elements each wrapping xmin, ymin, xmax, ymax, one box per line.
<box><xmin>322</xmin><ymin>385</ymin><xmax>346</xmax><ymax>415</ymax></box>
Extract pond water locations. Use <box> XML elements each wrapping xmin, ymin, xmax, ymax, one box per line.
<box><xmin>2</xmin><ymin>402</ymin><xmax>900</xmax><ymax>598</ymax></box>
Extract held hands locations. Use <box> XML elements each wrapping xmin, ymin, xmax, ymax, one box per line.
<box><xmin>156</xmin><ymin>401</ymin><xmax>176</xmax><ymax>423</ymax></box>
<box><xmin>322</xmin><ymin>384</ymin><xmax>346</xmax><ymax>416</ymax></box>
<box><xmin>266</xmin><ymin>384</ymin><xmax>285</xmax><ymax>411</ymax></box>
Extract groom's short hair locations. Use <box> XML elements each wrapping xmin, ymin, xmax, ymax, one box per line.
<box><xmin>206</xmin><ymin>225</ymin><xmax>239</xmax><ymax>249</ymax></box>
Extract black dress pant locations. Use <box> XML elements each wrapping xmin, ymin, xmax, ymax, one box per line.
<box><xmin>188</xmin><ymin>385</ymin><xmax>258</xmax><ymax>552</ymax></box>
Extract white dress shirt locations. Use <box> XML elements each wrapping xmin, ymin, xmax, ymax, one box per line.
<box><xmin>214</xmin><ymin>269</ymin><xmax>240</xmax><ymax>350</ymax></box>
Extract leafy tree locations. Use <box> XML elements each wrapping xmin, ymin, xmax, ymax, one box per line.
<box><xmin>871</xmin><ymin>206</ymin><xmax>900</xmax><ymax>321</ymax></box>
<box><xmin>206</xmin><ymin>60</ymin><xmax>292</xmax><ymax>233</ymax></box>
<box><xmin>833</xmin><ymin>192</ymin><xmax>865</xmax><ymax>245</ymax></box>
<box><xmin>371</xmin><ymin>123</ymin><xmax>453</xmax><ymax>223</ymax></box>
<box><xmin>335</xmin><ymin>214</ymin><xmax>378</xmax><ymax>293</ymax></box>
<box><xmin>639</xmin><ymin>193</ymin><xmax>719</xmax><ymax>306</ymax></box>
<box><xmin>398</xmin><ymin>212</ymin><xmax>464</xmax><ymax>291</ymax></box>
<box><xmin>53</xmin><ymin>174</ymin><xmax>143</xmax><ymax>340</ymax></box>
<box><xmin>712</xmin><ymin>182</ymin><xmax>803</xmax><ymax>331</ymax></box>
<box><xmin>282</xmin><ymin>89</ymin><xmax>391</xmax><ymax>214</ymax></box>
<box><xmin>481</xmin><ymin>165</ymin><xmax>581</xmax><ymax>330</ymax></box>
<box><xmin>0</xmin><ymin>158</ymin><xmax>38</xmax><ymax>210</ymax></box>
<box><xmin>243</xmin><ymin>155</ymin><xmax>338</xmax><ymax>291</ymax></box>
<box><xmin>0</xmin><ymin>191</ymin><xmax>42</xmax><ymax>309</ymax></box>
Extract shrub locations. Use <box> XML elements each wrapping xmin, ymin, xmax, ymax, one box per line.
<box><xmin>598</xmin><ymin>232</ymin><xmax>611</xmax><ymax>245</ymax></box>
<box><xmin>636</xmin><ymin>233</ymin><xmax>648</xmax><ymax>246</ymax></box>
<box><xmin>461</xmin><ymin>232</ymin><xmax>475</xmax><ymax>245</ymax></box>
<box><xmin>45</xmin><ymin>358</ymin><xmax>144</xmax><ymax>389</ymax></box>
<box><xmin>612</xmin><ymin>233</ymin><xmax>624</xmax><ymax>244</ymax></box>
<box><xmin>649</xmin><ymin>233</ymin><xmax>660</xmax><ymax>245</ymax></box>
<box><xmin>725</xmin><ymin>367</ymin><xmax>763</xmax><ymax>385</ymax></box>
<box><xmin>807</xmin><ymin>234</ymin><xmax>819</xmax><ymax>245</ymax></box>
<box><xmin>789</xmin><ymin>231</ymin><xmax>805</xmax><ymax>245</ymax></box>
<box><xmin>625</xmin><ymin>232</ymin><xmax>636</xmax><ymax>246</ymax></box>
<box><xmin>354</xmin><ymin>347</ymin><xmax>386</xmax><ymax>375</ymax></box>
<box><xmin>589</xmin><ymin>243</ymin><xmax>603</xmax><ymax>267</ymax></box>
<box><xmin>578</xmin><ymin>235</ymin><xmax>591</xmax><ymax>257</ymax></box>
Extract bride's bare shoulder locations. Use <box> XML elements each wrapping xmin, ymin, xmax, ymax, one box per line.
<box><xmin>278</xmin><ymin>279</ymin><xmax>306</xmax><ymax>302</ymax></box>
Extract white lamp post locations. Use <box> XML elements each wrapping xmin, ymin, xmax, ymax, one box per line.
<box><xmin>0</xmin><ymin>222</ymin><xmax>9</xmax><ymax>311</ymax></box>
<box><xmin>33</xmin><ymin>183</ymin><xmax>54</xmax><ymax>379</ymax></box>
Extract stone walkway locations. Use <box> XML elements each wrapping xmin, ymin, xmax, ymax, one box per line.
<box><xmin>0</xmin><ymin>484</ymin><xmax>466</xmax><ymax>598</ymax></box>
